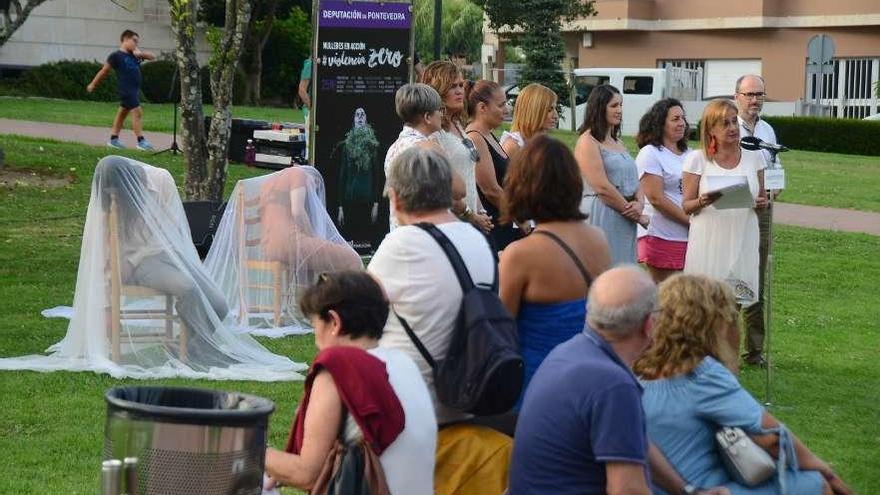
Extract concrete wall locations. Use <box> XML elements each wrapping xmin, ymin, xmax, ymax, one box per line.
<box><xmin>0</xmin><ymin>0</ymin><xmax>210</xmax><ymax>67</ymax></box>
<box><xmin>569</xmin><ymin>26</ymin><xmax>880</xmax><ymax>100</ymax></box>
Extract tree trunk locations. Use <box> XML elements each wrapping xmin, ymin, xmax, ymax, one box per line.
<box><xmin>169</xmin><ymin>0</ymin><xmax>209</xmax><ymax>200</ymax></box>
<box><xmin>205</xmin><ymin>0</ymin><xmax>252</xmax><ymax>202</ymax></box>
<box><xmin>0</xmin><ymin>0</ymin><xmax>51</xmax><ymax>48</ymax></box>
<box><xmin>170</xmin><ymin>0</ymin><xmax>252</xmax><ymax>202</ymax></box>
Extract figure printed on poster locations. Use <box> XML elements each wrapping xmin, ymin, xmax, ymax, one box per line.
<box><xmin>334</xmin><ymin>107</ymin><xmax>380</xmax><ymax>228</ymax></box>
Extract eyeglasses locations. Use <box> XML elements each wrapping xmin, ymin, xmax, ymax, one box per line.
<box><xmin>462</xmin><ymin>137</ymin><xmax>480</xmax><ymax>162</ymax></box>
<box><xmin>738</xmin><ymin>92</ymin><xmax>766</xmax><ymax>100</ymax></box>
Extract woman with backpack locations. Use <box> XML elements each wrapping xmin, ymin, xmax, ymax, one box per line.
<box><xmin>369</xmin><ymin>147</ymin><xmax>512</xmax><ymax>495</ymax></box>
<box><xmin>500</xmin><ymin>136</ymin><xmax>612</xmax><ymax>408</ymax></box>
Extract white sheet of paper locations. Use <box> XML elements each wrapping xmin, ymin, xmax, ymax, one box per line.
<box><xmin>706</xmin><ymin>175</ymin><xmax>754</xmax><ymax>209</ymax></box>
<box><xmin>764</xmin><ymin>169</ymin><xmax>786</xmax><ymax>190</ymax></box>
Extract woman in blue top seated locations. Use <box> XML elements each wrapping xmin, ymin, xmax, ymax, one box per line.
<box><xmin>635</xmin><ymin>274</ymin><xmax>852</xmax><ymax>495</ymax></box>
<box><xmin>500</xmin><ymin>135</ymin><xmax>611</xmax><ymax>409</ymax></box>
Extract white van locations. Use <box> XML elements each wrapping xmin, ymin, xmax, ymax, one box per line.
<box><xmin>557</xmin><ymin>67</ymin><xmax>703</xmax><ymax>135</ymax></box>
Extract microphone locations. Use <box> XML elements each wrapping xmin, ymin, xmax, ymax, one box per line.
<box><xmin>740</xmin><ymin>136</ymin><xmax>789</xmax><ymax>153</ymax></box>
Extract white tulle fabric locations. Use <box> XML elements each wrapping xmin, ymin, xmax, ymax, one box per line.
<box><xmin>0</xmin><ymin>156</ymin><xmax>305</xmax><ymax>381</ymax></box>
<box><xmin>204</xmin><ymin>166</ymin><xmax>363</xmax><ymax>337</ymax></box>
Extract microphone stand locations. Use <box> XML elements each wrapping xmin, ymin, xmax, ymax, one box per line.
<box><xmin>154</xmin><ymin>67</ymin><xmax>182</xmax><ymax>156</ymax></box>
<box><xmin>763</xmin><ymin>148</ymin><xmax>780</xmax><ymax>407</ymax></box>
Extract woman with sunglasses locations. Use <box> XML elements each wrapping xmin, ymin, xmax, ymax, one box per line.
<box><xmin>422</xmin><ymin>61</ymin><xmax>492</xmax><ymax>234</ymax></box>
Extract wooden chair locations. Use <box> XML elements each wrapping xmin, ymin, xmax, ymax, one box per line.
<box><xmin>237</xmin><ymin>188</ymin><xmax>287</xmax><ymax>327</ymax></box>
<box><xmin>108</xmin><ymin>192</ymin><xmax>187</xmax><ymax>363</ymax></box>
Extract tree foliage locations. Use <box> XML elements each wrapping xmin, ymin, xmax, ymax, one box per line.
<box><xmin>0</xmin><ymin>0</ymin><xmax>53</xmax><ymax>47</ymax></box>
<box><xmin>169</xmin><ymin>0</ymin><xmax>252</xmax><ymax>202</ymax></box>
<box><xmin>413</xmin><ymin>0</ymin><xmax>484</xmax><ymax>63</ymax></box>
<box><xmin>475</xmin><ymin>0</ymin><xmax>595</xmax><ymax>99</ymax></box>
<box><xmin>200</xmin><ymin>0</ymin><xmax>310</xmax><ymax>104</ymax></box>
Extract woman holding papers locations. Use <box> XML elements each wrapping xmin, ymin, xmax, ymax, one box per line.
<box><xmin>682</xmin><ymin>99</ymin><xmax>767</xmax><ymax>333</ymax></box>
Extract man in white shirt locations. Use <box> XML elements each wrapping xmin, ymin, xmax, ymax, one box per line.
<box><xmin>734</xmin><ymin>74</ymin><xmax>780</xmax><ymax>367</ymax></box>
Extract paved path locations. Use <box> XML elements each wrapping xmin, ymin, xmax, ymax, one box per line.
<box><xmin>2</xmin><ymin>118</ymin><xmax>879</xmax><ymax>236</ymax></box>
<box><xmin>773</xmin><ymin>202</ymin><xmax>880</xmax><ymax>236</ymax></box>
<box><xmin>0</xmin><ymin>118</ymin><xmax>178</xmax><ymax>151</ymax></box>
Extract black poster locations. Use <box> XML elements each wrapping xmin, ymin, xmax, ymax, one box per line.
<box><xmin>311</xmin><ymin>0</ymin><xmax>412</xmax><ymax>254</ymax></box>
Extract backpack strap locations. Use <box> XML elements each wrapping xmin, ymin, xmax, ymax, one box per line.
<box><xmin>415</xmin><ymin>222</ymin><xmax>477</xmax><ymax>292</ymax></box>
<box><xmin>393</xmin><ymin>308</ymin><xmax>436</xmax><ymax>370</ymax></box>
<box><xmin>532</xmin><ymin>230</ymin><xmax>592</xmax><ymax>288</ymax></box>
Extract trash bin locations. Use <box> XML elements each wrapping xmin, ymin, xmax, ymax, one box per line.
<box><xmin>104</xmin><ymin>386</ymin><xmax>275</xmax><ymax>495</ymax></box>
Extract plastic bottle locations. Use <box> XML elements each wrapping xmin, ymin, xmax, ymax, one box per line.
<box><xmin>245</xmin><ymin>139</ymin><xmax>256</xmax><ymax>167</ymax></box>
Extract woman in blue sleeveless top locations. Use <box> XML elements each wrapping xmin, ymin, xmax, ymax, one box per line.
<box><xmin>499</xmin><ymin>136</ymin><xmax>611</xmax><ymax>409</ymax></box>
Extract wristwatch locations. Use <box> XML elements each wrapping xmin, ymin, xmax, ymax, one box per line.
<box><xmin>681</xmin><ymin>484</ymin><xmax>697</xmax><ymax>495</ymax></box>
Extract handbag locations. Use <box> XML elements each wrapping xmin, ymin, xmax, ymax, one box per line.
<box><xmin>310</xmin><ymin>439</ymin><xmax>391</xmax><ymax>495</ymax></box>
<box><xmin>715</xmin><ymin>426</ymin><xmax>777</xmax><ymax>487</ymax></box>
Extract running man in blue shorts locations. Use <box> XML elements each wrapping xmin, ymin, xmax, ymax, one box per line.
<box><xmin>87</xmin><ymin>30</ymin><xmax>156</xmax><ymax>151</ymax></box>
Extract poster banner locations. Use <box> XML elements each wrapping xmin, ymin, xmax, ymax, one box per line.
<box><xmin>312</xmin><ymin>0</ymin><xmax>412</xmax><ymax>254</ymax></box>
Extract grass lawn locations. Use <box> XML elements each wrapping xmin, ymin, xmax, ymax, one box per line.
<box><xmin>0</xmin><ymin>137</ymin><xmax>878</xmax><ymax>492</ymax></box>
<box><xmin>2</xmin><ymin>96</ymin><xmax>879</xmax><ymax>212</ymax></box>
<box><xmin>0</xmin><ymin>96</ymin><xmax>304</xmax><ymax>133</ymax></box>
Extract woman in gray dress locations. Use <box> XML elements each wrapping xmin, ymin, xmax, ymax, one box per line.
<box><xmin>574</xmin><ymin>84</ymin><xmax>643</xmax><ymax>265</ymax></box>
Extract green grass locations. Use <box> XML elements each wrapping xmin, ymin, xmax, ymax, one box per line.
<box><xmin>3</xmin><ymin>95</ymin><xmax>879</xmax><ymax>212</ymax></box>
<box><xmin>0</xmin><ymin>135</ymin><xmax>878</xmax><ymax>493</ymax></box>
<box><xmin>0</xmin><ymin>96</ymin><xmax>304</xmax><ymax>133</ymax></box>
<box><xmin>546</xmin><ymin>128</ymin><xmax>880</xmax><ymax>213</ymax></box>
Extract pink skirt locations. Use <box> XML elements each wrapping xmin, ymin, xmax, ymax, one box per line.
<box><xmin>638</xmin><ymin>236</ymin><xmax>687</xmax><ymax>271</ymax></box>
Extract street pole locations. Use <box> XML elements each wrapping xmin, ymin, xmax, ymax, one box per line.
<box><xmin>433</xmin><ymin>0</ymin><xmax>442</xmax><ymax>60</ymax></box>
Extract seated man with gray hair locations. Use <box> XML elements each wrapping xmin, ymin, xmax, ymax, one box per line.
<box><xmin>509</xmin><ymin>266</ymin><xmax>728</xmax><ymax>495</ymax></box>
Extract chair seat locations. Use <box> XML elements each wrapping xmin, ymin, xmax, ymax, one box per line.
<box><xmin>122</xmin><ymin>285</ymin><xmax>169</xmax><ymax>298</ymax></box>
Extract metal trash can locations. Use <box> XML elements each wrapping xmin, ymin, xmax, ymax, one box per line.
<box><xmin>104</xmin><ymin>386</ymin><xmax>275</xmax><ymax>495</ymax></box>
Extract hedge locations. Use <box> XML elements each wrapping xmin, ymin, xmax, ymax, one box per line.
<box><xmin>691</xmin><ymin>115</ymin><xmax>880</xmax><ymax>156</ymax></box>
<box><xmin>20</xmin><ymin>60</ymin><xmax>118</xmax><ymax>102</ymax></box>
<box><xmin>762</xmin><ymin>116</ymin><xmax>880</xmax><ymax>157</ymax></box>
<box><xmin>2</xmin><ymin>59</ymin><xmax>246</xmax><ymax>105</ymax></box>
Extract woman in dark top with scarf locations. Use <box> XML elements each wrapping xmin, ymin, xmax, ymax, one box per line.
<box><xmin>465</xmin><ymin>80</ymin><xmax>523</xmax><ymax>251</ymax></box>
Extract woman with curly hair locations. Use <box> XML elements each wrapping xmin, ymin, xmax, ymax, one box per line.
<box><xmin>635</xmin><ymin>98</ymin><xmax>692</xmax><ymax>282</ymax></box>
<box><xmin>635</xmin><ymin>274</ymin><xmax>851</xmax><ymax>495</ymax></box>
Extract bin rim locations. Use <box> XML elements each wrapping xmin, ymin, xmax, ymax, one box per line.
<box><xmin>105</xmin><ymin>386</ymin><xmax>275</xmax><ymax>425</ymax></box>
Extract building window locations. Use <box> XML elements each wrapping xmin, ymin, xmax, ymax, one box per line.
<box><xmin>623</xmin><ymin>76</ymin><xmax>654</xmax><ymax>95</ymax></box>
<box><xmin>658</xmin><ymin>59</ymin><xmax>706</xmax><ymax>72</ymax></box>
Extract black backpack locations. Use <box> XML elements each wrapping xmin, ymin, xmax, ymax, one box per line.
<box><xmin>395</xmin><ymin>223</ymin><xmax>523</xmax><ymax>416</ymax></box>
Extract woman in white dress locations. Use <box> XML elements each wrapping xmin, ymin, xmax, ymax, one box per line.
<box><xmin>682</xmin><ymin>99</ymin><xmax>768</xmax><ymax>366</ymax></box>
<box><xmin>421</xmin><ymin>61</ymin><xmax>492</xmax><ymax>234</ymax></box>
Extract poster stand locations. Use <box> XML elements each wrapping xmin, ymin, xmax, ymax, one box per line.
<box><xmin>309</xmin><ymin>0</ymin><xmax>415</xmax><ymax>254</ymax></box>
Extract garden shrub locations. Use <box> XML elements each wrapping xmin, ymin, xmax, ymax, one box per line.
<box><xmin>19</xmin><ymin>60</ymin><xmax>118</xmax><ymax>101</ymax></box>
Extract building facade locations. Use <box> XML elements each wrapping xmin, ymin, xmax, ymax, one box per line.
<box><xmin>488</xmin><ymin>0</ymin><xmax>880</xmax><ymax>118</ymax></box>
<box><xmin>0</xmin><ymin>0</ymin><xmax>210</xmax><ymax>68</ymax></box>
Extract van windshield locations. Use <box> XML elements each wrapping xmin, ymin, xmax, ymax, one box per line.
<box><xmin>573</xmin><ymin>75</ymin><xmax>610</xmax><ymax>105</ymax></box>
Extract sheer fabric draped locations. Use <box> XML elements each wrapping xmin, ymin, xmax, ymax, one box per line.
<box><xmin>1</xmin><ymin>156</ymin><xmax>305</xmax><ymax>381</ymax></box>
<box><xmin>204</xmin><ymin>166</ymin><xmax>362</xmax><ymax>337</ymax></box>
